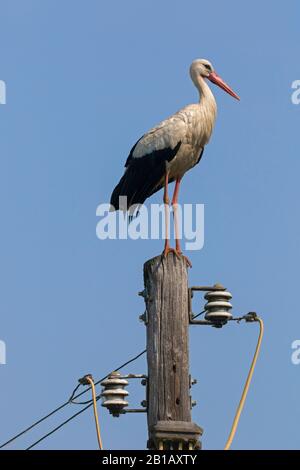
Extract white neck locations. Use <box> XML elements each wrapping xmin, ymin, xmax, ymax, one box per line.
<box><xmin>191</xmin><ymin>74</ymin><xmax>217</xmax><ymax>145</ymax></box>
<box><xmin>194</xmin><ymin>74</ymin><xmax>217</xmax><ymax>114</ymax></box>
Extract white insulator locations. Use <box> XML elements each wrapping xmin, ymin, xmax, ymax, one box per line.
<box><xmin>101</xmin><ymin>388</ymin><xmax>129</xmax><ymax>396</ymax></box>
<box><xmin>204</xmin><ymin>291</ymin><xmax>232</xmax><ymax>301</ymax></box>
<box><xmin>102</xmin><ymin>399</ymin><xmax>129</xmax><ymax>408</ymax></box>
<box><xmin>204</xmin><ymin>290</ymin><xmax>233</xmax><ymax>324</ymax></box>
<box><xmin>100</xmin><ymin>372</ymin><xmax>129</xmax><ymax>417</ymax></box>
<box><xmin>101</xmin><ymin>377</ymin><xmax>129</xmax><ymax>388</ymax></box>
<box><xmin>101</xmin><ymin>388</ymin><xmax>128</xmax><ymax>406</ymax></box>
<box><xmin>204</xmin><ymin>300</ymin><xmax>233</xmax><ymax>309</ymax></box>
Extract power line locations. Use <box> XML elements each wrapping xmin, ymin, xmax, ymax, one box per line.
<box><xmin>0</xmin><ymin>402</ymin><xmax>69</xmax><ymax>449</ymax></box>
<box><xmin>69</xmin><ymin>348</ymin><xmax>147</xmax><ymax>405</ymax></box>
<box><xmin>69</xmin><ymin>349</ymin><xmax>147</xmax><ymax>404</ymax></box>
<box><xmin>0</xmin><ymin>348</ymin><xmax>146</xmax><ymax>449</ymax></box>
<box><xmin>26</xmin><ymin>404</ymin><xmax>93</xmax><ymax>450</ymax></box>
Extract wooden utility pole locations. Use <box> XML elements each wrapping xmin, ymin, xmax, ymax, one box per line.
<box><xmin>142</xmin><ymin>253</ymin><xmax>202</xmax><ymax>450</ymax></box>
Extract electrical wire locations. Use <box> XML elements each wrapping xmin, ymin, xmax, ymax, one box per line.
<box><xmin>192</xmin><ymin>309</ymin><xmax>205</xmax><ymax>320</ymax></box>
<box><xmin>224</xmin><ymin>317</ymin><xmax>264</xmax><ymax>450</ymax></box>
<box><xmin>1</xmin><ymin>318</ymin><xmax>264</xmax><ymax>450</ymax></box>
<box><xmin>86</xmin><ymin>376</ymin><xmax>103</xmax><ymax>450</ymax></box>
<box><xmin>0</xmin><ymin>402</ymin><xmax>69</xmax><ymax>450</ymax></box>
<box><xmin>69</xmin><ymin>348</ymin><xmax>147</xmax><ymax>405</ymax></box>
<box><xmin>0</xmin><ymin>348</ymin><xmax>146</xmax><ymax>449</ymax></box>
<box><xmin>26</xmin><ymin>404</ymin><xmax>92</xmax><ymax>450</ymax></box>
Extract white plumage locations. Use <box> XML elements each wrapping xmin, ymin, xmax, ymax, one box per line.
<box><xmin>110</xmin><ymin>58</ymin><xmax>239</xmax><ymax>258</ymax></box>
<box><xmin>111</xmin><ymin>59</ymin><xmax>239</xmax><ymax>210</ymax></box>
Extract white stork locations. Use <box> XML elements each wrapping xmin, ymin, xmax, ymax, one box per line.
<box><xmin>110</xmin><ymin>59</ymin><xmax>239</xmax><ymax>264</ymax></box>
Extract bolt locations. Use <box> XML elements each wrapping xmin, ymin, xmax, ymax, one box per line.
<box><xmin>213</xmin><ymin>283</ymin><xmax>225</xmax><ymax>290</ymax></box>
<box><xmin>191</xmin><ymin>400</ymin><xmax>197</xmax><ymax>407</ymax></box>
<box><xmin>189</xmin><ymin>375</ymin><xmax>197</xmax><ymax>387</ymax></box>
<box><xmin>141</xmin><ymin>379</ymin><xmax>147</xmax><ymax>386</ymax></box>
<box><xmin>141</xmin><ymin>400</ymin><xmax>147</xmax><ymax>408</ymax></box>
<box><xmin>139</xmin><ymin>312</ymin><xmax>146</xmax><ymax>323</ymax></box>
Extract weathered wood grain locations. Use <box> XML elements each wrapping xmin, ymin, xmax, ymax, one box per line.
<box><xmin>143</xmin><ymin>253</ymin><xmax>201</xmax><ymax>449</ymax></box>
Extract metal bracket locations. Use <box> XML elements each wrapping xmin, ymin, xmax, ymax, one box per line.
<box><xmin>123</xmin><ymin>376</ymin><xmax>148</xmax><ymax>413</ymax></box>
<box><xmin>188</xmin><ymin>284</ymin><xmax>227</xmax><ymax>327</ymax></box>
<box><xmin>101</xmin><ymin>373</ymin><xmax>148</xmax><ymax>417</ymax></box>
<box><xmin>125</xmin><ymin>408</ymin><xmax>147</xmax><ymax>413</ymax></box>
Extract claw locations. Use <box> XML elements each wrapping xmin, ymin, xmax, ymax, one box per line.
<box><xmin>176</xmin><ymin>251</ymin><xmax>192</xmax><ymax>268</ymax></box>
<box><xmin>182</xmin><ymin>255</ymin><xmax>192</xmax><ymax>268</ymax></box>
<box><xmin>162</xmin><ymin>247</ymin><xmax>192</xmax><ymax>268</ymax></box>
<box><xmin>163</xmin><ymin>246</ymin><xmax>180</xmax><ymax>259</ymax></box>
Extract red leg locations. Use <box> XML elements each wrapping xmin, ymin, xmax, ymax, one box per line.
<box><xmin>171</xmin><ymin>178</ymin><xmax>192</xmax><ymax>268</ymax></box>
<box><xmin>163</xmin><ymin>169</ymin><xmax>171</xmax><ymax>256</ymax></box>
<box><xmin>162</xmin><ymin>167</ymin><xmax>178</xmax><ymax>259</ymax></box>
<box><xmin>171</xmin><ymin>178</ymin><xmax>181</xmax><ymax>205</ymax></box>
<box><xmin>171</xmin><ymin>178</ymin><xmax>182</xmax><ymax>253</ymax></box>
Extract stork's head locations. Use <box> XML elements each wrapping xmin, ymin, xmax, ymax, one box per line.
<box><xmin>190</xmin><ymin>59</ymin><xmax>240</xmax><ymax>100</ymax></box>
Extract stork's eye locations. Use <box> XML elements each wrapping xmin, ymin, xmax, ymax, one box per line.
<box><xmin>203</xmin><ymin>64</ymin><xmax>211</xmax><ymax>71</ymax></box>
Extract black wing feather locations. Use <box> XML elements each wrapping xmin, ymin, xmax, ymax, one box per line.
<box><xmin>110</xmin><ymin>141</ymin><xmax>181</xmax><ymax>211</ymax></box>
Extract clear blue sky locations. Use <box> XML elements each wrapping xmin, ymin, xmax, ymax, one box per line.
<box><xmin>0</xmin><ymin>0</ymin><xmax>299</xmax><ymax>450</ymax></box>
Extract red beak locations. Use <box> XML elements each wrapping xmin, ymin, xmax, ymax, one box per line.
<box><xmin>208</xmin><ymin>71</ymin><xmax>240</xmax><ymax>100</ymax></box>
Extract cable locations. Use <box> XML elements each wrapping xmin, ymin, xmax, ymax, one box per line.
<box><xmin>26</xmin><ymin>349</ymin><xmax>146</xmax><ymax>450</ymax></box>
<box><xmin>224</xmin><ymin>316</ymin><xmax>264</xmax><ymax>450</ymax></box>
<box><xmin>69</xmin><ymin>348</ymin><xmax>147</xmax><ymax>405</ymax></box>
<box><xmin>192</xmin><ymin>309</ymin><xmax>205</xmax><ymax>320</ymax></box>
<box><xmin>2</xmin><ymin>316</ymin><xmax>263</xmax><ymax>450</ymax></box>
<box><xmin>26</xmin><ymin>404</ymin><xmax>92</xmax><ymax>450</ymax></box>
<box><xmin>26</xmin><ymin>316</ymin><xmax>262</xmax><ymax>451</ymax></box>
<box><xmin>86</xmin><ymin>376</ymin><xmax>103</xmax><ymax>450</ymax></box>
<box><xmin>0</xmin><ymin>402</ymin><xmax>69</xmax><ymax>450</ymax></box>
<box><xmin>26</xmin><ymin>378</ymin><xmax>105</xmax><ymax>451</ymax></box>
<box><xmin>0</xmin><ymin>348</ymin><xmax>146</xmax><ymax>449</ymax></box>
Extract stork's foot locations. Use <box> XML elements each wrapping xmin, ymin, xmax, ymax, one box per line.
<box><xmin>162</xmin><ymin>247</ymin><xmax>192</xmax><ymax>268</ymax></box>
<box><xmin>162</xmin><ymin>246</ymin><xmax>181</xmax><ymax>260</ymax></box>
<box><xmin>178</xmin><ymin>252</ymin><xmax>192</xmax><ymax>268</ymax></box>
